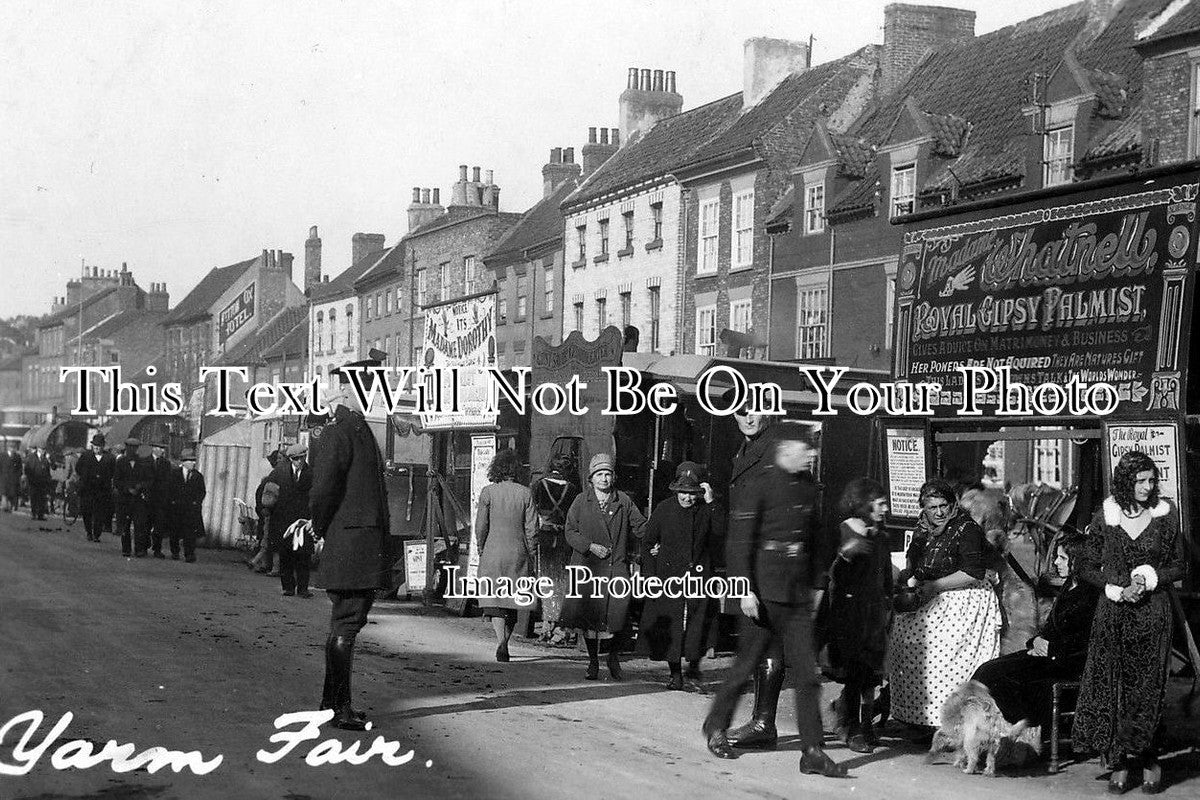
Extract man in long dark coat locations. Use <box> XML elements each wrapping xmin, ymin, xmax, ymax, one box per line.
<box><xmin>269</xmin><ymin>442</ymin><xmax>314</xmax><ymax>597</ymax></box>
<box><xmin>75</xmin><ymin>433</ymin><xmax>116</xmax><ymax>541</ymax></box>
<box><xmin>113</xmin><ymin>438</ymin><xmax>155</xmax><ymax>557</ymax></box>
<box><xmin>0</xmin><ymin>444</ymin><xmax>16</xmax><ymax>512</ymax></box>
<box><xmin>703</xmin><ymin>424</ymin><xmax>845</xmax><ymax>778</ymax></box>
<box><xmin>310</xmin><ymin>358</ymin><xmax>391</xmax><ymax>731</ymax></box>
<box><xmin>148</xmin><ymin>441</ymin><xmax>173</xmax><ymax>558</ymax></box>
<box><xmin>170</xmin><ymin>448</ymin><xmax>205</xmax><ymax>562</ymax></box>
<box><xmin>24</xmin><ymin>447</ymin><xmax>52</xmax><ymax>520</ymax></box>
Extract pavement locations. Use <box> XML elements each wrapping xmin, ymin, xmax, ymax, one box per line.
<box><xmin>1</xmin><ymin>508</ymin><xmax>1197</xmax><ymax>800</ymax></box>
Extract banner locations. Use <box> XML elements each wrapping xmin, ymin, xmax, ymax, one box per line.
<box><xmin>419</xmin><ymin>294</ymin><xmax>499</xmax><ymax>430</ymax></box>
<box><xmin>895</xmin><ymin>178</ymin><xmax>1198</xmax><ymax>414</ymax></box>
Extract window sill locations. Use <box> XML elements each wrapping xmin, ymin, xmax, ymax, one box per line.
<box><xmin>729</xmin><ymin>265</ymin><xmax>754</xmax><ymax>275</ymax></box>
<box><xmin>616</xmin><ymin>246</ymin><xmax>634</xmax><ymax>259</ymax></box>
<box><xmin>497</xmin><ymin>318</ymin><xmax>508</xmax><ymax>326</ymax></box>
<box><xmin>540</xmin><ymin>312</ymin><xmax>555</xmax><ymax>321</ymax></box>
<box><xmin>571</xmin><ymin>258</ymin><xmax>587</xmax><ymax>270</ymax></box>
<box><xmin>593</xmin><ymin>254</ymin><xmax>609</xmax><ymax>264</ymax></box>
<box><xmin>695</xmin><ymin>270</ymin><xmax>719</xmax><ymax>279</ymax></box>
<box><xmin>644</xmin><ymin>238</ymin><xmax>663</xmax><ymax>252</ymax></box>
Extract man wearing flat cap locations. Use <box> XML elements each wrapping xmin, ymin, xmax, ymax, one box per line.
<box><xmin>148</xmin><ymin>440</ymin><xmax>173</xmax><ymax>558</ymax></box>
<box><xmin>310</xmin><ymin>356</ymin><xmax>392</xmax><ymax>730</ymax></box>
<box><xmin>75</xmin><ymin>433</ymin><xmax>115</xmax><ymax>542</ymax></box>
<box><xmin>113</xmin><ymin>438</ymin><xmax>155</xmax><ymax>557</ymax></box>
<box><xmin>268</xmin><ymin>442</ymin><xmax>314</xmax><ymax>596</ymax></box>
<box><xmin>170</xmin><ymin>449</ymin><xmax>205</xmax><ymax>562</ymax></box>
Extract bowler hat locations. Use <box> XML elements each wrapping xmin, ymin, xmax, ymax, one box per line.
<box><xmin>180</xmin><ymin>448</ymin><xmax>196</xmax><ymax>461</ymax></box>
<box><xmin>669</xmin><ymin>462</ymin><xmax>705</xmax><ymax>493</ymax></box>
<box><xmin>588</xmin><ymin>453</ymin><xmax>614</xmax><ymax>478</ymax></box>
<box><xmin>91</xmin><ymin>433</ymin><xmax>106</xmax><ymax>446</ymax></box>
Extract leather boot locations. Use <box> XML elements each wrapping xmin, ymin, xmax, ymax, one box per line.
<box><xmin>846</xmin><ymin>696</ymin><xmax>871</xmax><ymax>753</ymax></box>
<box><xmin>860</xmin><ymin>699</ymin><xmax>879</xmax><ymax>747</ymax></box>
<box><xmin>726</xmin><ymin>657</ymin><xmax>783</xmax><ymax>750</ymax></box>
<box><xmin>322</xmin><ymin>636</ymin><xmax>367</xmax><ymax>730</ymax></box>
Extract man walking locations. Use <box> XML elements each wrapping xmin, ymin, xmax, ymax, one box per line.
<box><xmin>269</xmin><ymin>442</ymin><xmax>314</xmax><ymax>597</ymax></box>
<box><xmin>114</xmin><ymin>438</ymin><xmax>155</xmax><ymax>557</ymax></box>
<box><xmin>75</xmin><ymin>433</ymin><xmax>116</xmax><ymax>542</ymax></box>
<box><xmin>703</xmin><ymin>423</ymin><xmax>845</xmax><ymax>779</ymax></box>
<box><xmin>148</xmin><ymin>441</ymin><xmax>173</xmax><ymax>558</ymax></box>
<box><xmin>310</xmin><ymin>357</ymin><xmax>391</xmax><ymax>731</ymax></box>
<box><xmin>24</xmin><ymin>447</ymin><xmax>52</xmax><ymax>521</ymax></box>
<box><xmin>171</xmin><ymin>448</ymin><xmax>205</xmax><ymax>562</ymax></box>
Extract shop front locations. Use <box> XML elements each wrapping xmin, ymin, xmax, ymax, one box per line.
<box><xmin>888</xmin><ymin>164</ymin><xmax>1200</xmax><ymax>593</ymax></box>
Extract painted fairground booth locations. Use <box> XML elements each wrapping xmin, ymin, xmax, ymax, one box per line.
<box><xmin>885</xmin><ymin>164</ymin><xmax>1200</xmax><ymax>662</ymax></box>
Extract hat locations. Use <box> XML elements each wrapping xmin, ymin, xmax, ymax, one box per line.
<box><xmin>91</xmin><ymin>433</ymin><xmax>106</xmax><ymax>446</ymax></box>
<box><xmin>124</xmin><ymin>437</ymin><xmax>141</xmax><ymax>448</ymax></box>
<box><xmin>588</xmin><ymin>453</ymin><xmax>614</xmax><ymax>478</ymax></box>
<box><xmin>331</xmin><ymin>357</ymin><xmax>384</xmax><ymax>386</ymax></box>
<box><xmin>286</xmin><ymin>443</ymin><xmax>307</xmax><ymax>458</ymax></box>
<box><xmin>180</xmin><ymin>448</ymin><xmax>197</xmax><ymax>461</ymax></box>
<box><xmin>669</xmin><ymin>462</ymin><xmax>705</xmax><ymax>494</ymax></box>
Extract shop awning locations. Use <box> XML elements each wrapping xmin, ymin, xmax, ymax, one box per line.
<box><xmin>19</xmin><ymin>420</ymin><xmax>92</xmax><ymax>452</ymax></box>
<box><xmin>101</xmin><ymin>415</ymin><xmax>188</xmax><ymax>449</ymax></box>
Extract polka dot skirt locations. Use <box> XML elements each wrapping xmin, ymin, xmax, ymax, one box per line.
<box><xmin>887</xmin><ymin>584</ymin><xmax>1002</xmax><ymax>727</ymax></box>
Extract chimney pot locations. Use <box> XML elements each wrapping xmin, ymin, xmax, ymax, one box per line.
<box><xmin>589</xmin><ymin>126</ymin><xmax>598</xmax><ymax>143</ymax></box>
<box><xmin>422</xmin><ymin>188</ymin><xmax>431</xmax><ymax>204</ymax></box>
<box><xmin>432</xmin><ymin>188</ymin><xmax>440</xmax><ymax>204</ymax></box>
<box><xmin>472</xmin><ymin>166</ymin><xmax>481</xmax><ymax>183</ymax></box>
<box><xmin>459</xmin><ymin>164</ymin><xmax>468</xmax><ymax>181</ymax></box>
<box><xmin>485</xmin><ymin>169</ymin><xmax>493</xmax><ymax>185</ymax></box>
<box><xmin>667</xmin><ymin>71</ymin><xmax>676</xmax><ymax>93</ymax></box>
<box><xmin>564</xmin><ymin>147</ymin><xmax>574</xmax><ymax>163</ymax></box>
<box><xmin>412</xmin><ymin>187</ymin><xmax>421</xmax><ymax>203</ymax></box>
<box><xmin>309</xmin><ymin>225</ymin><xmax>318</xmax><ymax>238</ymax></box>
<box><xmin>612</xmin><ymin>129</ymin><xmax>621</xmax><ymax>146</ymax></box>
<box><xmin>653</xmin><ymin>69</ymin><xmax>664</xmax><ymax>91</ymax></box>
<box><xmin>640</xmin><ymin>68</ymin><xmax>651</xmax><ymax>89</ymax></box>
<box><xmin>551</xmin><ymin>146</ymin><xmax>562</xmax><ymax>163</ymax></box>
<box><xmin>627</xmin><ymin>67</ymin><xmax>638</xmax><ymax>89</ymax></box>
<box><xmin>600</xmin><ymin>128</ymin><xmax>609</xmax><ymax>145</ymax></box>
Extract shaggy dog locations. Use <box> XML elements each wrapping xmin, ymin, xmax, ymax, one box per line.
<box><xmin>927</xmin><ymin>680</ymin><xmax>1040</xmax><ymax>776</ymax></box>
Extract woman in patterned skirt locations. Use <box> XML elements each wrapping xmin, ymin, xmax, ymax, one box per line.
<box><xmin>1073</xmin><ymin>452</ymin><xmax>1184</xmax><ymax>794</ymax></box>
<box><xmin>887</xmin><ymin>479</ymin><xmax>1002</xmax><ymax>729</ymax></box>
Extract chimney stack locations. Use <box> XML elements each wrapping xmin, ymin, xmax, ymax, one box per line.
<box><xmin>583</xmin><ymin>127</ymin><xmax>620</xmax><ymax>176</ymax></box>
<box><xmin>280</xmin><ymin>251</ymin><xmax>295</xmax><ymax>284</ymax></box>
<box><xmin>146</xmin><ymin>281</ymin><xmax>169</xmax><ymax>313</ymax></box>
<box><xmin>881</xmin><ymin>4</ymin><xmax>975</xmax><ymax>97</ymax></box>
<box><xmin>351</xmin><ymin>233</ymin><xmax>386</xmax><ymax>266</ymax></box>
<box><xmin>408</xmin><ymin>188</ymin><xmax>445</xmax><ymax>231</ymax></box>
<box><xmin>305</xmin><ymin>225</ymin><xmax>322</xmax><ymax>291</ymax></box>
<box><xmin>743</xmin><ymin>37</ymin><xmax>811</xmax><ymax>110</ymax></box>
<box><xmin>543</xmin><ymin>147</ymin><xmax>583</xmax><ymax>197</ymax></box>
<box><xmin>619</xmin><ymin>65</ymin><xmax>683</xmax><ymax>145</ymax></box>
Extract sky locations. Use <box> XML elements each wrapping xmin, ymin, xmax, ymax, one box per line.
<box><xmin>0</xmin><ymin>0</ymin><xmax>1074</xmax><ymax>319</ymax></box>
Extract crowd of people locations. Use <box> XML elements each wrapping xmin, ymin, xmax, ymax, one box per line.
<box><xmin>470</xmin><ymin>399</ymin><xmax>1187</xmax><ymax>789</ymax></box>
<box><xmin>1</xmin><ymin>434</ymin><xmax>207</xmax><ymax>561</ymax></box>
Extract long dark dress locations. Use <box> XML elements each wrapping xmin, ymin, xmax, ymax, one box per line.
<box><xmin>827</xmin><ymin>520</ymin><xmax>893</xmax><ymax>685</ymax></box>
<box><xmin>531</xmin><ymin>477</ymin><xmax>580</xmax><ymax>625</ymax></box>
<box><xmin>972</xmin><ymin>577</ymin><xmax>1099</xmax><ymax>727</ymax></box>
<box><xmin>636</xmin><ymin>497</ymin><xmax>723</xmax><ymax>663</ymax></box>
<box><xmin>1073</xmin><ymin>498</ymin><xmax>1184</xmax><ymax>762</ymax></box>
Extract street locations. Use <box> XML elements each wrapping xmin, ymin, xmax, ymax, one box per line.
<box><xmin>1</xmin><ymin>510</ymin><xmax>1197</xmax><ymax>800</ymax></box>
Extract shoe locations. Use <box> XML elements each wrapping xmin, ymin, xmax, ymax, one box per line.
<box><xmin>171</xmin><ymin>553</ymin><xmax>180</xmax><ymax>560</ymax></box>
<box><xmin>726</xmin><ymin>657</ymin><xmax>784</xmax><ymax>749</ymax></box>
<box><xmin>153</xmin><ymin>551</ymin><xmax>165</xmax><ymax>559</ymax></box>
<box><xmin>799</xmin><ymin>746</ymin><xmax>848</xmax><ymax>778</ymax></box>
<box><xmin>667</xmin><ymin>673</ymin><xmax>684</xmax><ymax>691</ymax></box>
<box><xmin>330</xmin><ymin>708</ymin><xmax>369</xmax><ymax>731</ymax></box>
<box><xmin>861</xmin><ymin>699</ymin><xmax>880</xmax><ymax>747</ymax></box>
<box><xmin>684</xmin><ymin>664</ymin><xmax>703</xmax><ymax>681</ymax></box>
<box><xmin>606</xmin><ymin>651</ymin><xmax>624</xmax><ymax>681</ymax></box>
<box><xmin>298</xmin><ymin>590</ymin><xmax>313</xmax><ymax>598</ymax></box>
<box><xmin>847</xmin><ymin>732</ymin><xmax>872</xmax><ymax>754</ymax></box>
<box><xmin>282</xmin><ymin>589</ymin><xmax>295</xmax><ymax>596</ymax></box>
<box><xmin>585</xmin><ymin>661</ymin><xmax>599</xmax><ymax>680</ymax></box>
<box><xmin>1108</xmin><ymin>758</ymin><xmax>1133</xmax><ymax>795</ymax></box>
<box><xmin>1141</xmin><ymin>758</ymin><xmax>1162</xmax><ymax>794</ymax></box>
<box><xmin>703</xmin><ymin>723</ymin><xmax>739</xmax><ymax>760</ymax></box>
<box><xmin>135</xmin><ymin>551</ymin><xmax>147</xmax><ymax>558</ymax></box>
<box><xmin>122</xmin><ymin>551</ymin><xmax>132</xmax><ymax>557</ymax></box>
<box><xmin>495</xmin><ymin>645</ymin><xmax>510</xmax><ymax>663</ymax></box>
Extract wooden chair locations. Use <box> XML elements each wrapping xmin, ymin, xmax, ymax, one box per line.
<box><xmin>1049</xmin><ymin>681</ymin><xmax>1081</xmax><ymax>773</ymax></box>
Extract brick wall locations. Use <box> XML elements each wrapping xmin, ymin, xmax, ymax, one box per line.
<box><xmin>881</xmin><ymin>4</ymin><xmax>976</xmax><ymax>97</ymax></box>
<box><xmin>1143</xmin><ymin>51</ymin><xmax>1193</xmax><ymax>164</ymax></box>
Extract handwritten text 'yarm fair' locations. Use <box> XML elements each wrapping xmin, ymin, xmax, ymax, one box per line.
<box><xmin>0</xmin><ymin>709</ymin><xmax>431</xmax><ymax>776</ymax></box>
<box><xmin>59</xmin><ymin>364</ymin><xmax>1120</xmax><ymax>418</ymax></box>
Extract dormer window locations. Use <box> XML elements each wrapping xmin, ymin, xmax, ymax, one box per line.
<box><xmin>891</xmin><ymin>164</ymin><xmax>916</xmax><ymax>217</ymax></box>
<box><xmin>804</xmin><ymin>184</ymin><xmax>825</xmax><ymax>234</ymax></box>
<box><xmin>1043</xmin><ymin>125</ymin><xmax>1074</xmax><ymax>186</ymax></box>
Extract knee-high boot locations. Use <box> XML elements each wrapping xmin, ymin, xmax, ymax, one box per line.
<box><xmin>321</xmin><ymin>635</ymin><xmax>367</xmax><ymax>730</ymax></box>
<box><xmin>726</xmin><ymin>657</ymin><xmax>784</xmax><ymax>749</ymax></box>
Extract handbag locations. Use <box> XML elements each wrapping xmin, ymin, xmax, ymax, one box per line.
<box><xmin>892</xmin><ymin>585</ymin><xmax>926</xmax><ymax>613</ymax></box>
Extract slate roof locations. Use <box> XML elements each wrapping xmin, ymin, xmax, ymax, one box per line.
<box><xmin>828</xmin><ymin>132</ymin><xmax>875</xmax><ymax>178</ymax></box>
<box><xmin>764</xmin><ymin>185</ymin><xmax>796</xmax><ymax>232</ymax></box>
<box><xmin>260</xmin><ymin>315</ymin><xmax>308</xmax><ymax>360</ymax></box>
<box><xmin>484</xmin><ymin>177</ymin><xmax>579</xmax><ymax>265</ymax></box>
<box><xmin>162</xmin><ymin>257</ymin><xmax>256</xmax><ymax>326</ymax></box>
<box><xmin>214</xmin><ymin>305</ymin><xmax>308</xmax><ymax>367</ymax></box>
<box><xmin>309</xmin><ymin>247</ymin><xmax>389</xmax><ymax>302</ymax></box>
<box><xmin>37</xmin><ymin>287</ymin><xmax>120</xmax><ymax>328</ymax></box>
<box><xmin>66</xmin><ymin>308</ymin><xmax>164</xmax><ymax>344</ymax></box>
<box><xmin>1141</xmin><ymin>0</ymin><xmax>1200</xmax><ymax>43</ymax></box>
<box><xmin>352</xmin><ymin>242</ymin><xmax>409</xmax><ymax>290</ymax></box>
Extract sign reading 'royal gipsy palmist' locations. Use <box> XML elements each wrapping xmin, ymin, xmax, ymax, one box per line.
<box><xmin>893</xmin><ymin>178</ymin><xmax>1197</xmax><ymax>415</ymax></box>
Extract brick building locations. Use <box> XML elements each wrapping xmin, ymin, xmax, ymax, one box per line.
<box><xmin>307</xmin><ymin>226</ymin><xmax>390</xmax><ymax>383</ymax></box>
<box><xmin>482</xmin><ymin>147</ymin><xmax>583</xmax><ymax>367</ymax></box>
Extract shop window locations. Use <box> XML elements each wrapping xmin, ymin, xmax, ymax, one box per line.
<box><xmin>805</xmin><ymin>184</ymin><xmax>825</xmax><ymax>234</ymax></box>
<box><xmin>734</xmin><ymin>190</ymin><xmax>754</xmax><ymax>267</ymax></box>
<box><xmin>891</xmin><ymin>164</ymin><xmax>916</xmax><ymax>217</ymax></box>
<box><xmin>699</xmin><ymin>198</ymin><xmax>719</xmax><ymax>274</ymax></box>
<box><xmin>696</xmin><ymin>305</ymin><xmax>717</xmax><ymax>356</ymax></box>
<box><xmin>796</xmin><ymin>286</ymin><xmax>829</xmax><ymax>359</ymax></box>
<box><xmin>730</xmin><ymin>299</ymin><xmax>752</xmax><ymax>333</ymax></box>
<box><xmin>649</xmin><ymin>286</ymin><xmax>661</xmax><ymax>351</ymax></box>
<box><xmin>1043</xmin><ymin>125</ymin><xmax>1074</xmax><ymax>187</ymax></box>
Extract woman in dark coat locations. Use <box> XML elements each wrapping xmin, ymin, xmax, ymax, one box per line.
<box><xmin>827</xmin><ymin>478</ymin><xmax>893</xmax><ymax>753</ymax></box>
<box><xmin>637</xmin><ymin>462</ymin><xmax>724</xmax><ymax>690</ymax></box>
<box><xmin>2</xmin><ymin>444</ymin><xmax>22</xmax><ymax>512</ymax></box>
<box><xmin>971</xmin><ymin>533</ymin><xmax>1099</xmax><ymax>730</ymax></box>
<box><xmin>1072</xmin><ymin>452</ymin><xmax>1184</xmax><ymax>794</ymax></box>
<box><xmin>559</xmin><ymin>453</ymin><xmax>646</xmax><ymax>680</ymax></box>
<box><xmin>475</xmin><ymin>449</ymin><xmax>537</xmax><ymax>662</ymax></box>
<box><xmin>531</xmin><ymin>454</ymin><xmax>580</xmax><ymax>634</ymax></box>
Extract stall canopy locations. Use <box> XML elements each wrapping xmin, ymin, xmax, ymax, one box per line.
<box><xmin>102</xmin><ymin>414</ymin><xmax>189</xmax><ymax>455</ymax></box>
<box><xmin>20</xmin><ymin>420</ymin><xmax>91</xmax><ymax>452</ymax></box>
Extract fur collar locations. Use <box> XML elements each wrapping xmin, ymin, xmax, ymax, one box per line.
<box><xmin>1102</xmin><ymin>496</ymin><xmax>1171</xmax><ymax>525</ymax></box>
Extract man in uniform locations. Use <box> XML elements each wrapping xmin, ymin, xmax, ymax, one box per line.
<box><xmin>75</xmin><ymin>433</ymin><xmax>116</xmax><ymax>542</ymax></box>
<box><xmin>148</xmin><ymin>441</ymin><xmax>173</xmax><ymax>558</ymax></box>
<box><xmin>171</xmin><ymin>448</ymin><xmax>205</xmax><ymax>562</ymax></box>
<box><xmin>703</xmin><ymin>423</ymin><xmax>845</xmax><ymax>778</ymax></box>
<box><xmin>309</xmin><ymin>357</ymin><xmax>391</xmax><ymax>731</ymax></box>
<box><xmin>114</xmin><ymin>438</ymin><xmax>155</xmax><ymax>557</ymax></box>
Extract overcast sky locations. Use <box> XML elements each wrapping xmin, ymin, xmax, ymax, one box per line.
<box><xmin>0</xmin><ymin>0</ymin><xmax>1072</xmax><ymax>319</ymax></box>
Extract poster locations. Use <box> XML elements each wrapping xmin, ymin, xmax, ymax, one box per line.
<box><xmin>885</xmin><ymin>427</ymin><xmax>927</xmax><ymax>518</ymax></box>
<box><xmin>1105</xmin><ymin>423</ymin><xmax>1182</xmax><ymax>503</ymax></box>
<box><xmin>403</xmin><ymin>540</ymin><xmax>428</xmax><ymax>593</ymax></box>
<box><xmin>467</xmin><ymin>434</ymin><xmax>496</xmax><ymax>581</ymax></box>
<box><xmin>420</xmin><ymin>293</ymin><xmax>499</xmax><ymax>430</ymax></box>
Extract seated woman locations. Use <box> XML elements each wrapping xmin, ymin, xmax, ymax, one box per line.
<box><xmin>971</xmin><ymin>533</ymin><xmax>1099</xmax><ymax>730</ymax></box>
<box><xmin>887</xmin><ymin>479</ymin><xmax>1003</xmax><ymax>730</ymax></box>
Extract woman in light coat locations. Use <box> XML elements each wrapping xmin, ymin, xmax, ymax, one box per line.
<box><xmin>475</xmin><ymin>449</ymin><xmax>537</xmax><ymax>662</ymax></box>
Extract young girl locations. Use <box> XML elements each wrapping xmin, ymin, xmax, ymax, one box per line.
<box><xmin>827</xmin><ymin>478</ymin><xmax>893</xmax><ymax>753</ymax></box>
